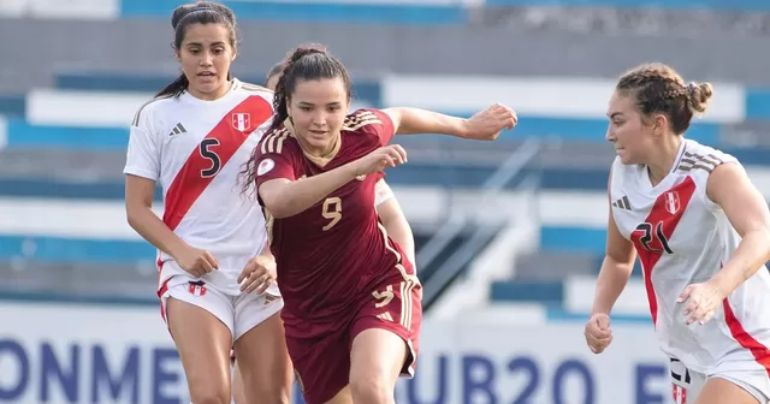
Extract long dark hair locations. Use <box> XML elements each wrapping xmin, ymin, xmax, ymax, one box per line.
<box><xmin>155</xmin><ymin>1</ymin><xmax>238</xmax><ymax>98</ymax></box>
<box><xmin>269</xmin><ymin>45</ymin><xmax>352</xmax><ymax>132</ymax></box>
<box><xmin>242</xmin><ymin>45</ymin><xmax>352</xmax><ymax>194</ymax></box>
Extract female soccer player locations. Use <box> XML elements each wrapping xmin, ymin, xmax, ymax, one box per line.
<box><xmin>585</xmin><ymin>63</ymin><xmax>770</xmax><ymax>404</ymax></box>
<box><xmin>244</xmin><ymin>45</ymin><xmax>517</xmax><ymax>404</ymax></box>
<box><xmin>124</xmin><ymin>2</ymin><xmax>291</xmax><ymax>402</ymax></box>
<box><xmin>232</xmin><ymin>56</ymin><xmax>417</xmax><ymax>404</ymax></box>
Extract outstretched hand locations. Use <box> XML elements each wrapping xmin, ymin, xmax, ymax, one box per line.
<box><xmin>462</xmin><ymin>103</ymin><xmax>518</xmax><ymax>141</ymax></box>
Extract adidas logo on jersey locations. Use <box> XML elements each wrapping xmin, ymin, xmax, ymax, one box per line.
<box><xmin>168</xmin><ymin>122</ymin><xmax>187</xmax><ymax>137</ymax></box>
<box><xmin>612</xmin><ymin>195</ymin><xmax>631</xmax><ymax>210</ymax></box>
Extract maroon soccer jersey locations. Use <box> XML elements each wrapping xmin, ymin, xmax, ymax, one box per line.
<box><xmin>254</xmin><ymin>109</ymin><xmax>414</xmax><ymax>337</ymax></box>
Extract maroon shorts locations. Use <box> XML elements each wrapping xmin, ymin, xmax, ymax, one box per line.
<box><xmin>286</xmin><ymin>277</ymin><xmax>422</xmax><ymax>404</ymax></box>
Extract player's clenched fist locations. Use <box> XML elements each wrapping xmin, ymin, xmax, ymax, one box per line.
<box><xmin>352</xmin><ymin>144</ymin><xmax>408</xmax><ymax>176</ymax></box>
<box><xmin>175</xmin><ymin>245</ymin><xmax>219</xmax><ymax>277</ymax></box>
<box><xmin>584</xmin><ymin>312</ymin><xmax>613</xmax><ymax>354</ymax></box>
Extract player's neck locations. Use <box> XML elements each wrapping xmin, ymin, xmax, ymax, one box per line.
<box><xmin>300</xmin><ymin>134</ymin><xmax>341</xmax><ymax>167</ymax></box>
<box><xmin>646</xmin><ymin>135</ymin><xmax>682</xmax><ymax>186</ymax></box>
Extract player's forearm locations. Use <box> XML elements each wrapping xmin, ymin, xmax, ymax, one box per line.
<box><xmin>379</xmin><ymin>203</ymin><xmax>416</xmax><ymax>266</ymax></box>
<box><xmin>709</xmin><ymin>228</ymin><xmax>770</xmax><ymax>296</ymax></box>
<box><xmin>388</xmin><ymin>220</ymin><xmax>415</xmax><ymax>266</ymax></box>
<box><xmin>261</xmin><ymin>162</ymin><xmax>358</xmax><ymax>219</ymax></box>
<box><xmin>591</xmin><ymin>255</ymin><xmax>634</xmax><ymax>315</ymax></box>
<box><xmin>258</xmin><ymin>239</ymin><xmax>273</xmax><ymax>258</ymax></box>
<box><xmin>126</xmin><ymin>204</ymin><xmax>188</xmax><ymax>260</ymax></box>
<box><xmin>386</xmin><ymin>107</ymin><xmax>469</xmax><ymax>138</ymax></box>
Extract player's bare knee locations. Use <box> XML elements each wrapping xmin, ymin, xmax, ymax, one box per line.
<box><xmin>349</xmin><ymin>377</ymin><xmax>392</xmax><ymax>404</ymax></box>
<box><xmin>188</xmin><ymin>386</ymin><xmax>229</xmax><ymax>404</ymax></box>
<box><xmin>247</xmin><ymin>386</ymin><xmax>290</xmax><ymax>404</ymax></box>
<box><xmin>272</xmin><ymin>391</ymin><xmax>291</xmax><ymax>404</ymax></box>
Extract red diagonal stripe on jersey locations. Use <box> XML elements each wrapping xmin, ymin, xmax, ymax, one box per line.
<box><xmin>723</xmin><ymin>299</ymin><xmax>770</xmax><ymax>377</ymax></box>
<box><xmin>630</xmin><ymin>176</ymin><xmax>696</xmax><ymax>326</ymax></box>
<box><xmin>163</xmin><ymin>96</ymin><xmax>271</xmax><ymax>230</ymax></box>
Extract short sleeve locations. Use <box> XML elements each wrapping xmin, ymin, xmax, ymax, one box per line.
<box><xmin>254</xmin><ymin>130</ymin><xmax>298</xmax><ymax>190</ymax></box>
<box><xmin>702</xmin><ymin>149</ymin><xmax>739</xmax><ymax>212</ymax></box>
<box><xmin>123</xmin><ymin>110</ymin><xmax>161</xmax><ymax>181</ymax></box>
<box><xmin>354</xmin><ymin>108</ymin><xmax>395</xmax><ymax>147</ymax></box>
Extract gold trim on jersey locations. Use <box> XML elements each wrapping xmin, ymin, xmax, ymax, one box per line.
<box><xmin>240</xmin><ymin>81</ymin><xmax>272</xmax><ymax>93</ymax></box>
<box><xmin>260</xmin><ymin>131</ymin><xmax>274</xmax><ymax>154</ymax></box>
<box><xmin>376</xmin><ymin>222</ymin><xmax>420</xmax><ymax>330</ymax></box>
<box><xmin>264</xmin><ymin>211</ymin><xmax>274</xmax><ymax>244</ymax></box>
<box><xmin>131</xmin><ymin>94</ymin><xmax>174</xmax><ymax>127</ymax></box>
<box><xmin>399</xmin><ymin>280</ymin><xmax>416</xmax><ymax>330</ymax></box>
<box><xmin>269</xmin><ymin>130</ymin><xmax>290</xmax><ymax>154</ymax></box>
<box><xmin>376</xmin><ymin>222</ymin><xmax>420</xmax><ymax>284</ymax></box>
<box><xmin>282</xmin><ymin>116</ymin><xmax>342</xmax><ymax>167</ymax></box>
<box><xmin>343</xmin><ymin>110</ymin><xmax>381</xmax><ymax>132</ymax></box>
<box><xmin>261</xmin><ymin>128</ymin><xmax>290</xmax><ymax>154</ymax></box>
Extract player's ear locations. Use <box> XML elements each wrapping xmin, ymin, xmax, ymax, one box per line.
<box><xmin>653</xmin><ymin>113</ymin><xmax>667</xmax><ymax>136</ymax></box>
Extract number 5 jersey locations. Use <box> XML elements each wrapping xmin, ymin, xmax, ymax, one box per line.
<box><xmin>124</xmin><ymin>79</ymin><xmax>277</xmax><ymax>297</ymax></box>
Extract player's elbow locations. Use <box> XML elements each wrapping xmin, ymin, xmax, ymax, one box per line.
<box><xmin>258</xmin><ymin>182</ymin><xmax>296</xmax><ymax>219</ymax></box>
<box><xmin>757</xmin><ymin>224</ymin><xmax>770</xmax><ymax>262</ymax></box>
<box><xmin>264</xmin><ymin>205</ymin><xmax>291</xmax><ymax>219</ymax></box>
<box><xmin>602</xmin><ymin>253</ymin><xmax>635</xmax><ymax>277</ymax></box>
<box><xmin>125</xmin><ymin>202</ymin><xmax>145</xmax><ymax>232</ymax></box>
<box><xmin>261</xmin><ymin>196</ymin><xmax>294</xmax><ymax>219</ymax></box>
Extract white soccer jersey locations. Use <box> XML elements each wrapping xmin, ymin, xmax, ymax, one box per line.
<box><xmin>124</xmin><ymin>79</ymin><xmax>277</xmax><ymax>296</ymax></box>
<box><xmin>610</xmin><ymin>138</ymin><xmax>770</xmax><ymax>376</ymax></box>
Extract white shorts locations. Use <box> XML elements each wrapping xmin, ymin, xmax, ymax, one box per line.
<box><xmin>669</xmin><ymin>357</ymin><xmax>770</xmax><ymax>404</ymax></box>
<box><xmin>159</xmin><ymin>274</ymin><xmax>283</xmax><ymax>341</ymax></box>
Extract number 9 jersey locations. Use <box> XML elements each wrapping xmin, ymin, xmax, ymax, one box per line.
<box><xmin>124</xmin><ymin>79</ymin><xmax>276</xmax><ymax>297</ymax></box>
<box><xmin>253</xmin><ymin>108</ymin><xmax>418</xmax><ymax>338</ymax></box>
<box><xmin>609</xmin><ymin>138</ymin><xmax>770</xmax><ymax>377</ymax></box>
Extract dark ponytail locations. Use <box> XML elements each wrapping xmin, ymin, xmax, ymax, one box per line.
<box><xmin>156</xmin><ymin>75</ymin><xmax>189</xmax><ymax>99</ymax></box>
<box><xmin>269</xmin><ymin>45</ymin><xmax>351</xmax><ymax>132</ymax></box>
<box><xmin>155</xmin><ymin>1</ymin><xmax>238</xmax><ymax>98</ymax></box>
<box><xmin>242</xmin><ymin>45</ymin><xmax>352</xmax><ymax>195</ymax></box>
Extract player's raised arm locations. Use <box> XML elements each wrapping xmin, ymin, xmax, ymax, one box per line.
<box><xmin>383</xmin><ymin>104</ymin><xmax>517</xmax><ymax>140</ymax></box>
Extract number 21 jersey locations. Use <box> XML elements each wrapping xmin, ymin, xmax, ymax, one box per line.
<box><xmin>610</xmin><ymin>138</ymin><xmax>770</xmax><ymax>375</ymax></box>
